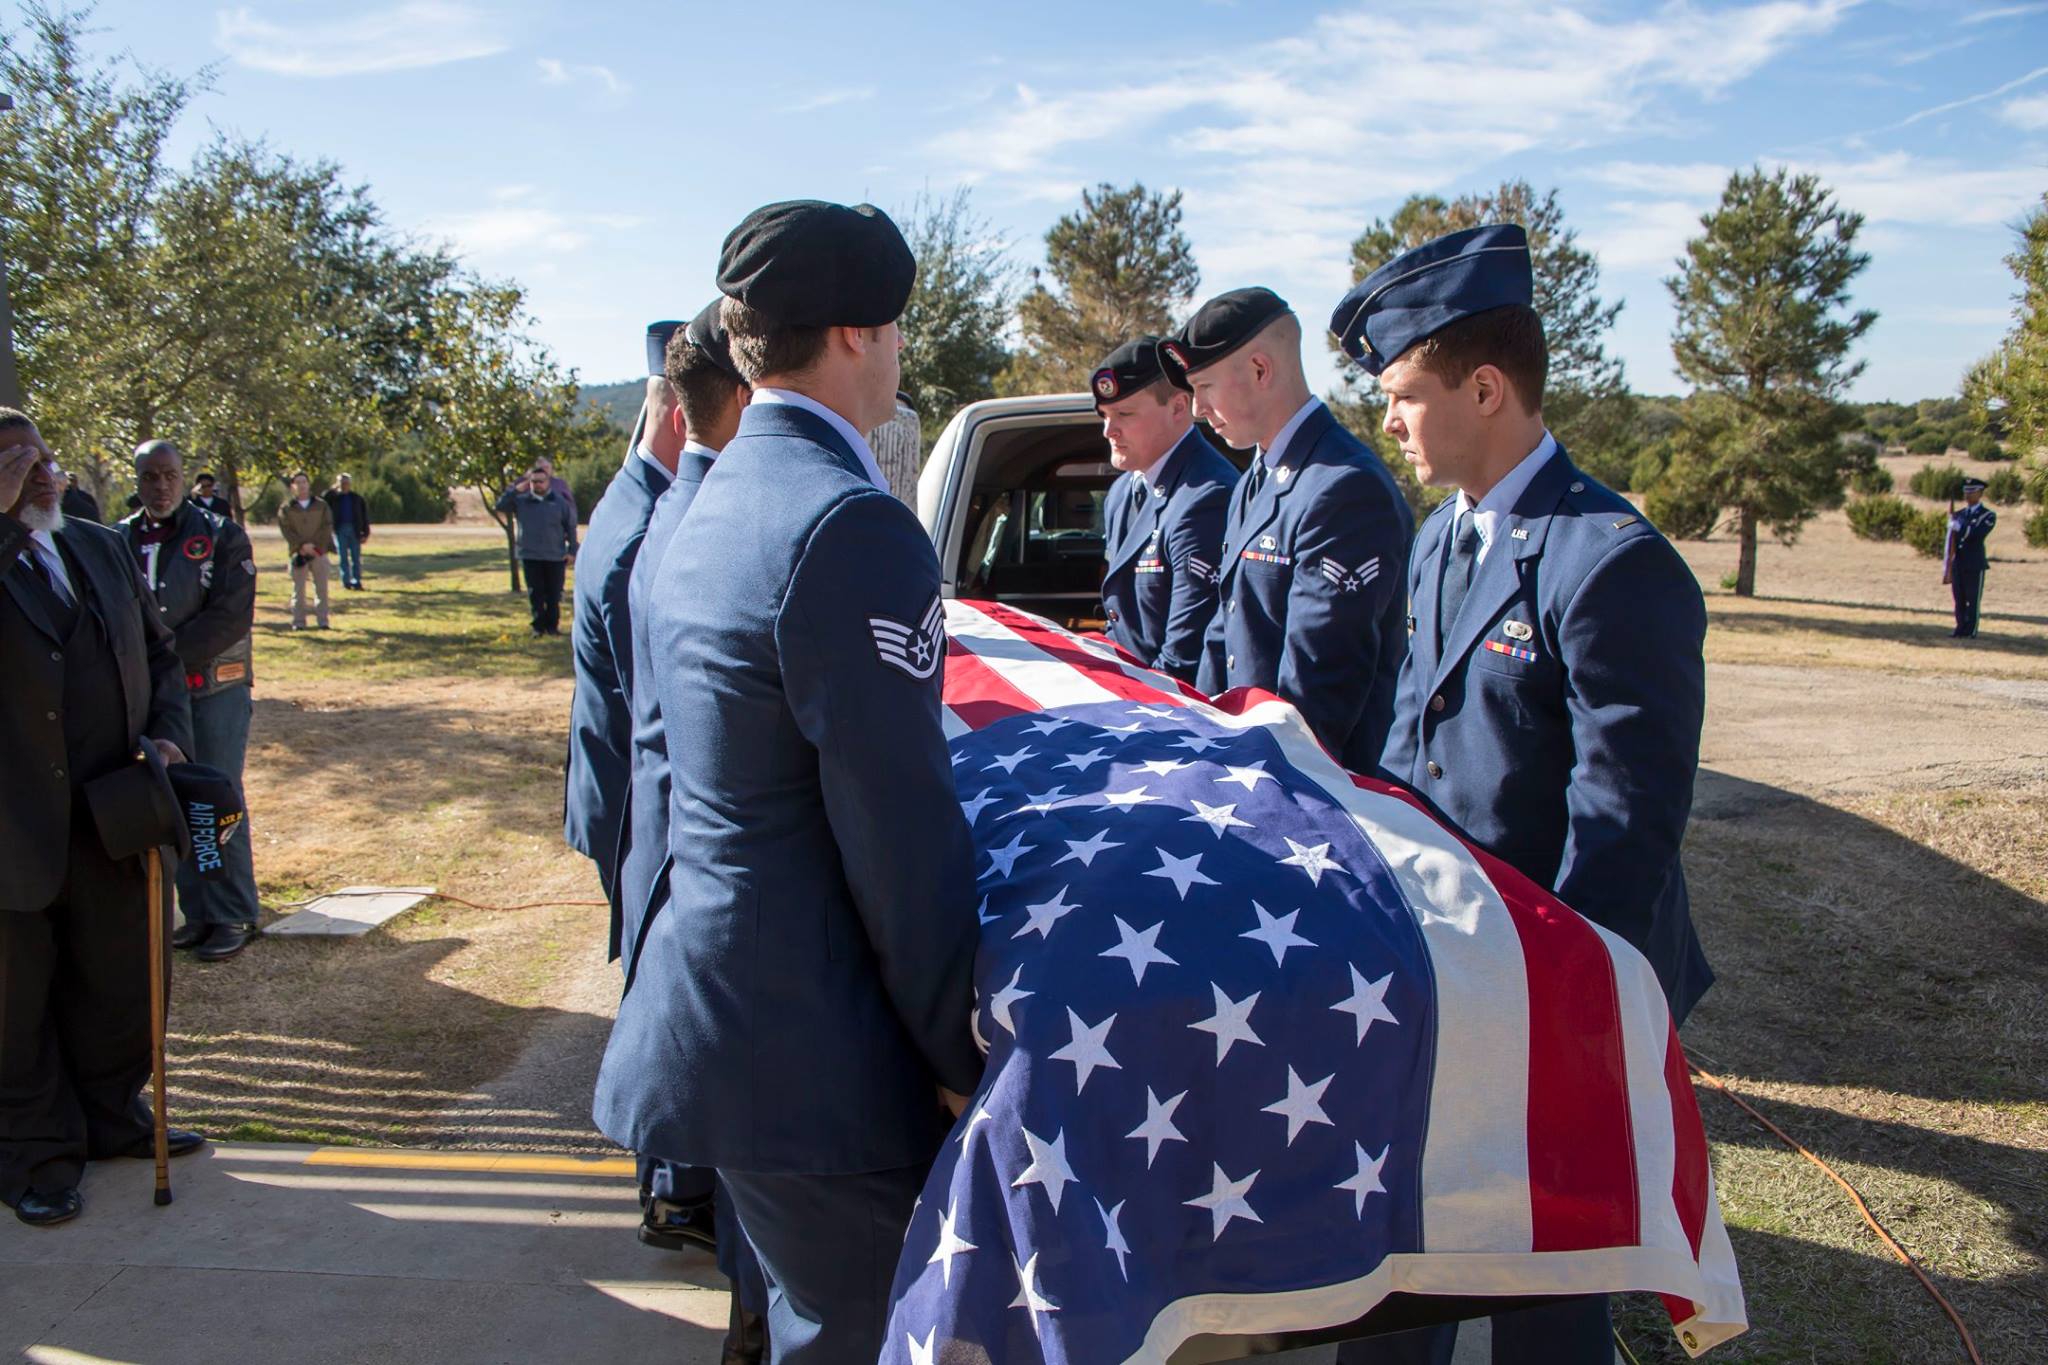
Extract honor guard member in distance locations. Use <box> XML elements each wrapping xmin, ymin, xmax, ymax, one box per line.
<box><xmin>1942</xmin><ymin>476</ymin><xmax>1996</xmax><ymax>638</ymax></box>
<box><xmin>1335</xmin><ymin>225</ymin><xmax>1712</xmax><ymax>1365</ymax></box>
<box><xmin>1093</xmin><ymin>336</ymin><xmax>1236</xmax><ymax>684</ymax></box>
<box><xmin>593</xmin><ymin>201</ymin><xmax>981</xmax><ymax>1365</ymax></box>
<box><xmin>1167</xmin><ymin>288</ymin><xmax>1415</xmax><ymax>771</ymax></box>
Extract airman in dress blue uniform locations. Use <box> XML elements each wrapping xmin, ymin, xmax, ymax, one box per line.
<box><xmin>1943</xmin><ymin>477</ymin><xmax>1996</xmax><ymax>638</ymax></box>
<box><xmin>1333</xmin><ymin>224</ymin><xmax>1713</xmax><ymax>1365</ymax></box>
<box><xmin>594</xmin><ymin>202</ymin><xmax>981</xmax><ymax>1365</ymax></box>
<box><xmin>1169</xmin><ymin>288</ymin><xmax>1415</xmax><ymax>771</ymax></box>
<box><xmin>1092</xmin><ymin>336</ymin><xmax>1235</xmax><ymax>684</ymax></box>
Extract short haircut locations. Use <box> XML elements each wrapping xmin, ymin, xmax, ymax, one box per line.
<box><xmin>289</xmin><ymin>469</ymin><xmax>309</xmax><ymax>483</ymax></box>
<box><xmin>667</xmin><ymin>337</ymin><xmax>746</xmax><ymax>433</ymax></box>
<box><xmin>1405</xmin><ymin>304</ymin><xmax>1548</xmax><ymax>413</ymax></box>
<box><xmin>0</xmin><ymin>406</ymin><xmax>32</xmax><ymax>436</ymax></box>
<box><xmin>720</xmin><ymin>297</ymin><xmax>829</xmax><ymax>384</ymax></box>
<box><xmin>195</xmin><ymin>471</ymin><xmax>216</xmax><ymax>483</ymax></box>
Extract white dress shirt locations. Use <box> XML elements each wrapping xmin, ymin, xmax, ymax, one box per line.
<box><xmin>680</xmin><ymin>439</ymin><xmax>720</xmax><ymax>461</ymax></box>
<box><xmin>749</xmin><ymin>388</ymin><xmax>888</xmax><ymax>491</ymax></box>
<box><xmin>635</xmin><ymin>443</ymin><xmax>672</xmax><ymax>476</ymax></box>
<box><xmin>27</xmin><ymin>528</ymin><xmax>76</xmax><ymax>606</ymax></box>
<box><xmin>1454</xmin><ymin>430</ymin><xmax>1559</xmax><ymax>564</ymax></box>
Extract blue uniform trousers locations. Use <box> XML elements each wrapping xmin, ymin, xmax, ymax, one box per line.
<box><xmin>175</xmin><ymin>685</ymin><xmax>260</xmax><ymax>929</ymax></box>
<box><xmin>721</xmin><ymin>1164</ymin><xmax>925</xmax><ymax>1365</ymax></box>
<box><xmin>1337</xmin><ymin>1295</ymin><xmax>1612</xmax><ymax>1365</ymax></box>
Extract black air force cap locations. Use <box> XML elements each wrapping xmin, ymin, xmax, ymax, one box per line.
<box><xmin>646</xmin><ymin>321</ymin><xmax>685</xmax><ymax>377</ymax></box>
<box><xmin>716</xmin><ymin>200</ymin><xmax>916</xmax><ymax>328</ymax></box>
<box><xmin>1160</xmin><ymin>288</ymin><xmax>1294</xmax><ymax>390</ymax></box>
<box><xmin>1090</xmin><ymin>336</ymin><xmax>1169</xmax><ymax>406</ymax></box>
<box><xmin>682</xmin><ymin>299</ymin><xmax>743</xmax><ymax>383</ymax></box>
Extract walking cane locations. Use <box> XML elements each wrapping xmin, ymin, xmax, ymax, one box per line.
<box><xmin>144</xmin><ymin>846</ymin><xmax>172</xmax><ymax>1206</ymax></box>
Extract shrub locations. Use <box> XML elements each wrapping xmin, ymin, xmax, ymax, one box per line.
<box><xmin>554</xmin><ymin>455</ymin><xmax>617</xmax><ymax>525</ymax></box>
<box><xmin>1965</xmin><ymin>433</ymin><xmax>2008</xmax><ymax>461</ymax></box>
<box><xmin>1846</xmin><ymin>494</ymin><xmax>1914</xmax><ymax>542</ymax></box>
<box><xmin>2027</xmin><ymin>505</ymin><xmax>2048</xmax><ymax>549</ymax></box>
<box><xmin>1850</xmin><ymin>464</ymin><xmax>1893</xmax><ymax>495</ymax></box>
<box><xmin>1908</xmin><ymin>462</ymin><xmax>1967</xmax><ymax>501</ymax></box>
<box><xmin>1630</xmin><ymin>445</ymin><xmax>1669</xmax><ymax>494</ymax></box>
<box><xmin>1904</xmin><ymin>508</ymin><xmax>1949</xmax><ymax>559</ymax></box>
<box><xmin>1984</xmin><ymin>468</ymin><xmax>2027</xmax><ymax>505</ymax></box>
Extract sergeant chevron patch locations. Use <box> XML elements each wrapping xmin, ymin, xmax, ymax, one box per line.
<box><xmin>1319</xmin><ymin>556</ymin><xmax>1381</xmax><ymax>593</ymax></box>
<box><xmin>870</xmin><ymin>593</ymin><xmax>946</xmax><ymax>679</ymax></box>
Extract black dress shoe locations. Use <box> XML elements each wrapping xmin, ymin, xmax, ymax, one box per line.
<box><xmin>14</xmin><ymin>1187</ymin><xmax>82</xmax><ymax>1227</ymax></box>
<box><xmin>112</xmin><ymin>1128</ymin><xmax>205</xmax><ymax>1159</ymax></box>
<box><xmin>639</xmin><ymin>1196</ymin><xmax>717</xmax><ymax>1253</ymax></box>
<box><xmin>195</xmin><ymin>923</ymin><xmax>257</xmax><ymax>962</ymax></box>
<box><xmin>171</xmin><ymin>922</ymin><xmax>208</xmax><ymax>950</ymax></box>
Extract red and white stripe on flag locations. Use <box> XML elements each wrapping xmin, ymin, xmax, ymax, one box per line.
<box><xmin>940</xmin><ymin>599</ymin><xmax>1747</xmax><ymax>1356</ymax></box>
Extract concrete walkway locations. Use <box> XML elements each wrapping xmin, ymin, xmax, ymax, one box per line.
<box><xmin>0</xmin><ymin>1144</ymin><xmax>729</xmax><ymax>1365</ymax></box>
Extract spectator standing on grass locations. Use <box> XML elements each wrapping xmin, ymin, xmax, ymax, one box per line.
<box><xmin>123</xmin><ymin>439</ymin><xmax>262</xmax><ymax>963</ymax></box>
<box><xmin>60</xmin><ymin>473</ymin><xmax>100</xmax><ymax>524</ymax></box>
<box><xmin>189</xmin><ymin>472</ymin><xmax>231</xmax><ymax>518</ymax></box>
<box><xmin>324</xmin><ymin>473</ymin><xmax>372</xmax><ymax>591</ymax></box>
<box><xmin>277</xmin><ymin>471</ymin><xmax>334</xmax><ymax>631</ymax></box>
<box><xmin>1943</xmin><ymin>476</ymin><xmax>1996</xmax><ymax>639</ymax></box>
<box><xmin>535</xmin><ymin>454</ymin><xmax>579</xmax><ymax>525</ymax></box>
<box><xmin>497</xmin><ymin>465</ymin><xmax>577</xmax><ymax>637</ymax></box>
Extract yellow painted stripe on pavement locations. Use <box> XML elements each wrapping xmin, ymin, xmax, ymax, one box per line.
<box><xmin>303</xmin><ymin>1147</ymin><xmax>636</xmax><ymax>1176</ymax></box>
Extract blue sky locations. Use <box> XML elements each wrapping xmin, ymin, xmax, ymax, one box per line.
<box><xmin>40</xmin><ymin>0</ymin><xmax>2048</xmax><ymax>402</ymax></box>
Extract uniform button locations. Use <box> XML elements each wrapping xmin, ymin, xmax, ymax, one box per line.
<box><xmin>1429</xmin><ymin>694</ymin><xmax>1445</xmax><ymax>714</ymax></box>
<box><xmin>53</xmin><ymin>768</ymin><xmax>65</xmax><ymax>781</ymax></box>
<box><xmin>1569</xmin><ymin>481</ymin><xmax>1585</xmax><ymax>494</ymax></box>
<box><xmin>1426</xmin><ymin>761</ymin><xmax>1443</xmax><ymax>779</ymax></box>
<box><xmin>50</xmin><ymin>650</ymin><xmax>61</xmax><ymax>661</ymax></box>
<box><xmin>45</xmin><ymin>710</ymin><xmax>57</xmax><ymax>721</ymax></box>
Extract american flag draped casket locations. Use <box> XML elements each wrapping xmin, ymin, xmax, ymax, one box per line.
<box><xmin>883</xmin><ymin>600</ymin><xmax>1746</xmax><ymax>1364</ymax></box>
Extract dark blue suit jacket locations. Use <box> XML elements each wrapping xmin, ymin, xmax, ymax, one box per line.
<box><xmin>1380</xmin><ymin>446</ymin><xmax>1714</xmax><ymax>1023</ymax></box>
<box><xmin>614</xmin><ymin>446</ymin><xmax>716</xmax><ymax>973</ymax></box>
<box><xmin>564</xmin><ymin>451</ymin><xmax>671</xmax><ymax>956</ymax></box>
<box><xmin>1100</xmin><ymin>428</ymin><xmax>1234</xmax><ymax>684</ymax></box>
<box><xmin>593</xmin><ymin>402</ymin><xmax>982</xmax><ymax>1174</ymax></box>
<box><xmin>1197</xmin><ymin>402</ymin><xmax>1413</xmax><ymax>772</ymax></box>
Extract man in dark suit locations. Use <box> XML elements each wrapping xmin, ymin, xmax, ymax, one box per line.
<box><xmin>1169</xmin><ymin>288</ymin><xmax>1415</xmax><ymax>770</ymax></box>
<box><xmin>0</xmin><ymin>408</ymin><xmax>201</xmax><ymax>1228</ymax></box>
<box><xmin>595</xmin><ymin>202</ymin><xmax>980</xmax><ymax>1365</ymax></box>
<box><xmin>1093</xmin><ymin>336</ymin><xmax>1235</xmax><ymax>685</ymax></box>
<box><xmin>1333</xmin><ymin>225</ymin><xmax>1713</xmax><ymax>1365</ymax></box>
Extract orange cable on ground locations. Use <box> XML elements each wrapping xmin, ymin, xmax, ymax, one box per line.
<box><xmin>1687</xmin><ymin>1058</ymin><xmax>1983</xmax><ymax>1365</ymax></box>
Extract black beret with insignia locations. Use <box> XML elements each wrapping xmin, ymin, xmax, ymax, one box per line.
<box><xmin>1090</xmin><ymin>336</ymin><xmax>1169</xmax><ymax>406</ymax></box>
<box><xmin>682</xmin><ymin>299</ymin><xmax>743</xmax><ymax>383</ymax></box>
<box><xmin>716</xmin><ymin>200</ymin><xmax>916</xmax><ymax>329</ymax></box>
<box><xmin>1159</xmin><ymin>287</ymin><xmax>1294</xmax><ymax>390</ymax></box>
<box><xmin>1329</xmin><ymin>223</ymin><xmax>1533</xmax><ymax>374</ymax></box>
<box><xmin>646</xmin><ymin>320</ymin><xmax>685</xmax><ymax>378</ymax></box>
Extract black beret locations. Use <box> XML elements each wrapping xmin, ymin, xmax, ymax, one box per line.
<box><xmin>167</xmin><ymin>762</ymin><xmax>246</xmax><ymax>881</ymax></box>
<box><xmin>716</xmin><ymin>200</ymin><xmax>916</xmax><ymax>328</ymax></box>
<box><xmin>646</xmin><ymin>320</ymin><xmax>684</xmax><ymax>377</ymax></box>
<box><xmin>1160</xmin><ymin>288</ymin><xmax>1294</xmax><ymax>390</ymax></box>
<box><xmin>682</xmin><ymin>299</ymin><xmax>743</xmax><ymax>383</ymax></box>
<box><xmin>1090</xmin><ymin>337</ymin><xmax>1169</xmax><ymax>406</ymax></box>
<box><xmin>1329</xmin><ymin>224</ymin><xmax>1534</xmax><ymax>374</ymax></box>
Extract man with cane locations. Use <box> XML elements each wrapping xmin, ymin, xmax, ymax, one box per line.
<box><xmin>0</xmin><ymin>406</ymin><xmax>205</xmax><ymax>1227</ymax></box>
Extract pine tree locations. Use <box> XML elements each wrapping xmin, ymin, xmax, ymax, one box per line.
<box><xmin>896</xmin><ymin>188</ymin><xmax>1016</xmax><ymax>442</ymax></box>
<box><xmin>1660</xmin><ymin>167</ymin><xmax>1876</xmax><ymax>597</ymax></box>
<box><xmin>1965</xmin><ymin>191</ymin><xmax>2048</xmax><ymax>501</ymax></box>
<box><xmin>998</xmin><ymin>183</ymin><xmax>1199</xmax><ymax>395</ymax></box>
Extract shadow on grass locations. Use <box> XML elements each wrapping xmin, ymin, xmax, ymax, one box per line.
<box><xmin>356</xmin><ymin>542</ymin><xmax>520</xmax><ymax>586</ymax></box>
<box><xmin>251</xmin><ymin>615</ymin><xmax>575</xmax><ymax>681</ymax></box>
<box><xmin>1707</xmin><ymin>608</ymin><xmax>2048</xmax><ymax>658</ymax></box>
<box><xmin>1733</xmin><ymin>593</ymin><xmax>2048</xmax><ymax>629</ymax></box>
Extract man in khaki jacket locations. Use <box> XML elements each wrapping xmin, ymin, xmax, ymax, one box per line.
<box><xmin>277</xmin><ymin>471</ymin><xmax>335</xmax><ymax>630</ymax></box>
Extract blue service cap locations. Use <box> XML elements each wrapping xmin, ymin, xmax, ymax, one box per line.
<box><xmin>1329</xmin><ymin>224</ymin><xmax>1533</xmax><ymax>375</ymax></box>
<box><xmin>646</xmin><ymin>320</ymin><xmax>685</xmax><ymax>377</ymax></box>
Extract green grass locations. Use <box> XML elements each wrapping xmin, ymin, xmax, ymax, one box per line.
<box><xmin>253</xmin><ymin>532</ymin><xmax>576</xmax><ymax>683</ymax></box>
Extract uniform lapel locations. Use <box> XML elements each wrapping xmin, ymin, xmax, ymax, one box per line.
<box><xmin>5</xmin><ymin>551</ymin><xmax>65</xmax><ymax>642</ymax></box>
<box><xmin>1103</xmin><ymin>473</ymin><xmax>1150</xmax><ymax>576</ymax></box>
<box><xmin>1106</xmin><ymin>431</ymin><xmax>1197</xmax><ymax>577</ymax></box>
<box><xmin>1220</xmin><ymin>405</ymin><xmax>1330</xmax><ymax>586</ymax></box>
<box><xmin>1407</xmin><ymin>502</ymin><xmax>1455</xmax><ymax>677</ymax></box>
<box><xmin>1429</xmin><ymin>449</ymin><xmax>1574</xmax><ymax>695</ymax></box>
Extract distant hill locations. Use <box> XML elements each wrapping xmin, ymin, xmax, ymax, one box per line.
<box><xmin>580</xmin><ymin>380</ymin><xmax>643</xmax><ymax>434</ymax></box>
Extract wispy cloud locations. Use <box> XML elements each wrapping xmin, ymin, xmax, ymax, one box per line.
<box><xmin>215</xmin><ymin>2</ymin><xmax>506</xmax><ymax>77</ymax></box>
<box><xmin>1960</xmin><ymin>2</ymin><xmax>2048</xmax><ymax>23</ymax></box>
<box><xmin>927</xmin><ymin>0</ymin><xmax>1856</xmax><ymax>298</ymax></box>
<box><xmin>425</xmin><ymin>186</ymin><xmax>644</xmax><ymax>258</ymax></box>
<box><xmin>537</xmin><ymin>58</ymin><xmax>629</xmax><ymax>98</ymax></box>
<box><xmin>787</xmin><ymin>86</ymin><xmax>877</xmax><ymax>114</ymax></box>
<box><xmin>1890</xmin><ymin>62</ymin><xmax>2048</xmax><ymax>128</ymax></box>
<box><xmin>2001</xmin><ymin>91</ymin><xmax>2048</xmax><ymax>128</ymax></box>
